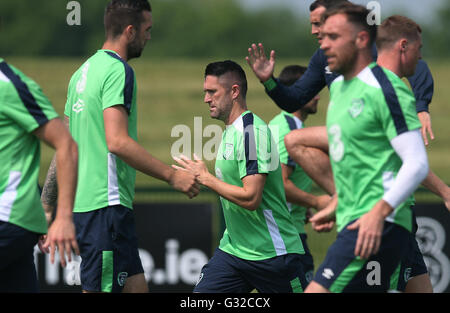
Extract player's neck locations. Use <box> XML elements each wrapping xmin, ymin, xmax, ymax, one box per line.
<box><xmin>343</xmin><ymin>50</ymin><xmax>372</xmax><ymax>81</ymax></box>
<box><xmin>293</xmin><ymin>111</ymin><xmax>306</xmax><ymax>122</ymax></box>
<box><xmin>377</xmin><ymin>51</ymin><xmax>403</xmax><ymax>78</ymax></box>
<box><xmin>101</xmin><ymin>41</ymin><xmax>128</xmax><ymax>62</ymax></box>
<box><xmin>225</xmin><ymin>101</ymin><xmax>247</xmax><ymax>126</ymax></box>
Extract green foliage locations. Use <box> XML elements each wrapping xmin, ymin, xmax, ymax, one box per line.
<box><xmin>0</xmin><ymin>0</ymin><xmax>317</xmax><ymax>58</ymax></box>
<box><xmin>422</xmin><ymin>1</ymin><xmax>450</xmax><ymax>58</ymax></box>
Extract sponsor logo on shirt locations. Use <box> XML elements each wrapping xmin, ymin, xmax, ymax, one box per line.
<box><xmin>196</xmin><ymin>272</ymin><xmax>204</xmax><ymax>286</ymax></box>
<box><xmin>322</xmin><ymin>268</ymin><xmax>334</xmax><ymax>280</ymax></box>
<box><xmin>72</xmin><ymin>98</ymin><xmax>85</xmax><ymax>113</ymax></box>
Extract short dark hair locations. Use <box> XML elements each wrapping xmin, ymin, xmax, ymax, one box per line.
<box><xmin>204</xmin><ymin>60</ymin><xmax>248</xmax><ymax>99</ymax></box>
<box><xmin>104</xmin><ymin>0</ymin><xmax>152</xmax><ymax>39</ymax></box>
<box><xmin>376</xmin><ymin>15</ymin><xmax>422</xmax><ymax>51</ymax></box>
<box><xmin>279</xmin><ymin>65</ymin><xmax>307</xmax><ymax>86</ymax></box>
<box><xmin>322</xmin><ymin>2</ymin><xmax>377</xmax><ymax>46</ymax></box>
<box><xmin>309</xmin><ymin>0</ymin><xmax>349</xmax><ymax>12</ymax></box>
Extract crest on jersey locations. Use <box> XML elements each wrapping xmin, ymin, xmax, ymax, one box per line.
<box><xmin>349</xmin><ymin>98</ymin><xmax>364</xmax><ymax>118</ymax></box>
<box><xmin>223</xmin><ymin>143</ymin><xmax>234</xmax><ymax>160</ymax></box>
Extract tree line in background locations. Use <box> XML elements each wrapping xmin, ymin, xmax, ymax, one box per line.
<box><xmin>0</xmin><ymin>0</ymin><xmax>449</xmax><ymax>59</ymax></box>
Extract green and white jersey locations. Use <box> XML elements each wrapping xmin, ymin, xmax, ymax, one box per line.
<box><xmin>0</xmin><ymin>58</ymin><xmax>59</xmax><ymax>234</ymax></box>
<box><xmin>215</xmin><ymin>110</ymin><xmax>304</xmax><ymax>260</ymax></box>
<box><xmin>269</xmin><ymin>111</ymin><xmax>312</xmax><ymax>234</ymax></box>
<box><xmin>64</xmin><ymin>50</ymin><xmax>137</xmax><ymax>213</ymax></box>
<box><xmin>327</xmin><ymin>63</ymin><xmax>421</xmax><ymax>233</ymax></box>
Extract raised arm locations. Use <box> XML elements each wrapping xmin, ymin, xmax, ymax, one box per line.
<box><xmin>247</xmin><ymin>44</ymin><xmax>329</xmax><ymax>113</ymax></box>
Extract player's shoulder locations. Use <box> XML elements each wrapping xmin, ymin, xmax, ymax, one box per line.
<box><xmin>230</xmin><ymin>111</ymin><xmax>269</xmax><ymax>136</ymax></box>
<box><xmin>82</xmin><ymin>50</ymin><xmax>133</xmax><ymax>75</ymax></box>
<box><xmin>244</xmin><ymin>110</ymin><xmax>269</xmax><ymax>129</ymax></box>
<box><xmin>0</xmin><ymin>60</ymin><xmax>44</xmax><ymax>99</ymax></box>
<box><xmin>268</xmin><ymin>111</ymin><xmax>288</xmax><ymax>126</ymax></box>
<box><xmin>371</xmin><ymin>65</ymin><xmax>415</xmax><ymax>102</ymax></box>
<box><xmin>333</xmin><ymin>64</ymin><xmax>386</xmax><ymax>95</ymax></box>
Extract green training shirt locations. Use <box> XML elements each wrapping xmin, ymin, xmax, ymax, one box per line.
<box><xmin>269</xmin><ymin>111</ymin><xmax>312</xmax><ymax>234</ymax></box>
<box><xmin>0</xmin><ymin>58</ymin><xmax>59</xmax><ymax>234</ymax></box>
<box><xmin>327</xmin><ymin>63</ymin><xmax>421</xmax><ymax>233</ymax></box>
<box><xmin>64</xmin><ymin>50</ymin><xmax>137</xmax><ymax>212</ymax></box>
<box><xmin>215</xmin><ymin>110</ymin><xmax>304</xmax><ymax>260</ymax></box>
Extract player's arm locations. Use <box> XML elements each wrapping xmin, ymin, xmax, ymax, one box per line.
<box><xmin>174</xmin><ymin>155</ymin><xmax>264</xmax><ymax>211</ymax></box>
<box><xmin>281</xmin><ymin>164</ymin><xmax>331</xmax><ymax>210</ymax></box>
<box><xmin>41</xmin><ymin>116</ymin><xmax>70</xmax><ymax>222</ymax></box>
<box><xmin>407</xmin><ymin>60</ymin><xmax>435</xmax><ymax>145</ymax></box>
<box><xmin>34</xmin><ymin>117</ymin><xmax>80</xmax><ymax>267</ymax></box>
<box><xmin>421</xmin><ymin>170</ymin><xmax>450</xmax><ymax>211</ymax></box>
<box><xmin>246</xmin><ymin>44</ymin><xmax>326</xmax><ymax>113</ymax></box>
<box><xmin>103</xmin><ymin>105</ymin><xmax>199</xmax><ymax>198</ymax></box>
<box><xmin>348</xmin><ymin>129</ymin><xmax>429</xmax><ymax>259</ymax></box>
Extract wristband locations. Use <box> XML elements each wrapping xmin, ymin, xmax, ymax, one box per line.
<box><xmin>263</xmin><ymin>76</ymin><xmax>277</xmax><ymax>92</ymax></box>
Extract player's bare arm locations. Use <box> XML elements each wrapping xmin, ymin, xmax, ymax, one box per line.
<box><xmin>40</xmin><ymin>115</ymin><xmax>70</xmax><ymax>223</ymax></box>
<box><xmin>174</xmin><ymin>155</ymin><xmax>265</xmax><ymax>211</ymax></box>
<box><xmin>34</xmin><ymin>118</ymin><xmax>80</xmax><ymax>267</ymax></box>
<box><xmin>281</xmin><ymin>164</ymin><xmax>331</xmax><ymax>210</ymax></box>
<box><xmin>103</xmin><ymin>105</ymin><xmax>199</xmax><ymax>199</ymax></box>
<box><xmin>417</xmin><ymin>111</ymin><xmax>434</xmax><ymax>145</ymax></box>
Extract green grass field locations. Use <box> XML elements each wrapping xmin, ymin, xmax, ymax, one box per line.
<box><xmin>6</xmin><ymin>56</ymin><xmax>449</xmax><ymax>266</ymax></box>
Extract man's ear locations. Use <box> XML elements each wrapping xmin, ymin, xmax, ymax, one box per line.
<box><xmin>123</xmin><ymin>24</ymin><xmax>136</xmax><ymax>42</ymax></box>
<box><xmin>231</xmin><ymin>84</ymin><xmax>240</xmax><ymax>100</ymax></box>
<box><xmin>356</xmin><ymin>30</ymin><xmax>371</xmax><ymax>49</ymax></box>
<box><xmin>399</xmin><ymin>39</ymin><xmax>408</xmax><ymax>52</ymax></box>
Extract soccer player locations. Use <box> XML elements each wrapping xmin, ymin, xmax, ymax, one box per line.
<box><xmin>174</xmin><ymin>60</ymin><xmax>308</xmax><ymax>293</ymax></box>
<box><xmin>41</xmin><ymin>0</ymin><xmax>198</xmax><ymax>293</ymax></box>
<box><xmin>310</xmin><ymin>14</ymin><xmax>450</xmax><ymax>293</ymax></box>
<box><xmin>0</xmin><ymin>58</ymin><xmax>79</xmax><ymax>292</ymax></box>
<box><xmin>268</xmin><ymin>64</ymin><xmax>332</xmax><ymax>282</ymax></box>
<box><xmin>246</xmin><ymin>0</ymin><xmax>435</xmax><ymax>194</ymax></box>
<box><xmin>302</xmin><ymin>4</ymin><xmax>429</xmax><ymax>292</ymax></box>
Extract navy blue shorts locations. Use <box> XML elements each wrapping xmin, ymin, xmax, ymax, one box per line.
<box><xmin>194</xmin><ymin>248</ymin><xmax>308</xmax><ymax>293</ymax></box>
<box><xmin>74</xmin><ymin>205</ymin><xmax>144</xmax><ymax>292</ymax></box>
<box><xmin>393</xmin><ymin>211</ymin><xmax>428</xmax><ymax>291</ymax></box>
<box><xmin>299</xmin><ymin>233</ymin><xmax>314</xmax><ymax>283</ymax></box>
<box><xmin>0</xmin><ymin>221</ymin><xmax>40</xmax><ymax>292</ymax></box>
<box><xmin>313</xmin><ymin>220</ymin><xmax>410</xmax><ymax>293</ymax></box>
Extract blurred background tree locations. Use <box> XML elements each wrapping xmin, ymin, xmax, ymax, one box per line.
<box><xmin>1</xmin><ymin>0</ymin><xmax>448</xmax><ymax>58</ymax></box>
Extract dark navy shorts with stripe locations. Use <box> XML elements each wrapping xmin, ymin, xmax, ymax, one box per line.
<box><xmin>194</xmin><ymin>248</ymin><xmax>308</xmax><ymax>293</ymax></box>
<box><xmin>313</xmin><ymin>220</ymin><xmax>410</xmax><ymax>293</ymax></box>
<box><xmin>0</xmin><ymin>221</ymin><xmax>40</xmax><ymax>292</ymax></box>
<box><xmin>74</xmin><ymin>205</ymin><xmax>144</xmax><ymax>292</ymax></box>
<box><xmin>394</xmin><ymin>210</ymin><xmax>428</xmax><ymax>291</ymax></box>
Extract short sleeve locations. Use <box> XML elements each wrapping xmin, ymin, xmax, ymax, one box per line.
<box><xmin>238</xmin><ymin>114</ymin><xmax>279</xmax><ymax>179</ymax></box>
<box><xmin>1</xmin><ymin>63</ymin><xmax>58</xmax><ymax>133</ymax></box>
<box><xmin>102</xmin><ymin>61</ymin><xmax>135</xmax><ymax>113</ymax></box>
<box><xmin>371</xmin><ymin>66</ymin><xmax>422</xmax><ymax>141</ymax></box>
